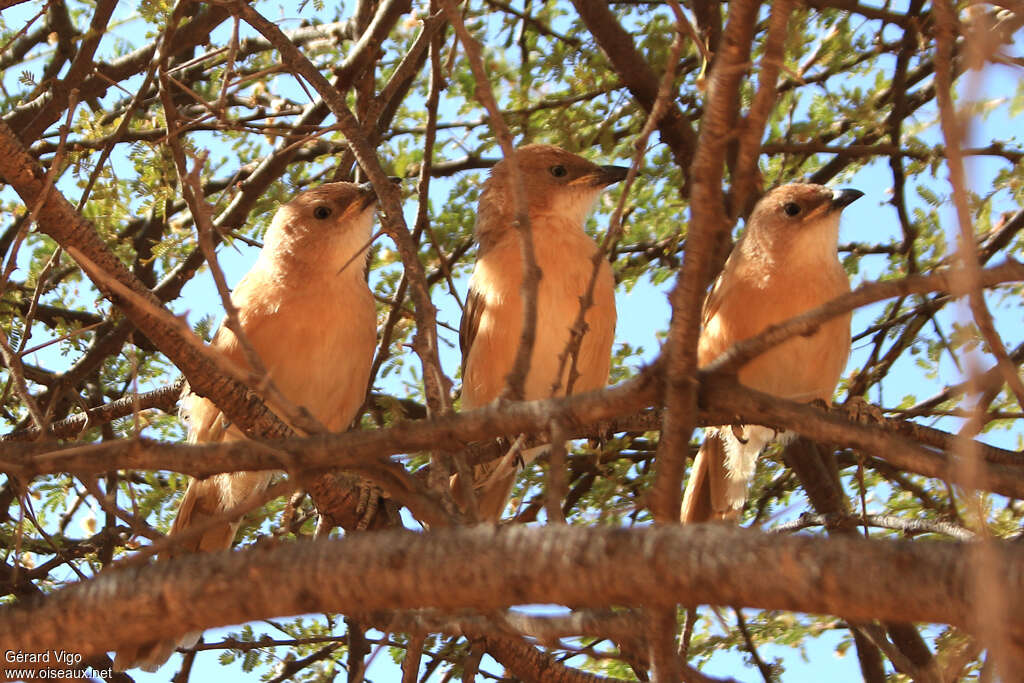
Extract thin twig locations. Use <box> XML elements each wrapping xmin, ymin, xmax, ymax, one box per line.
<box><xmin>545</xmin><ymin>420</ymin><xmax>568</xmax><ymax>524</ymax></box>
<box><xmin>553</xmin><ymin>7</ymin><xmax>686</xmax><ymax>398</ymax></box>
<box><xmin>933</xmin><ymin>0</ymin><xmax>1023</xmax><ymax>675</ymax></box>
<box><xmin>706</xmin><ymin>262</ymin><xmax>1024</xmax><ymax>377</ymax></box>
<box><xmin>439</xmin><ymin>0</ymin><xmax>538</xmax><ymax>403</ymax></box>
<box><xmin>651</xmin><ymin>0</ymin><xmax>760</xmax><ymax>523</ymax></box>
<box><xmin>224</xmin><ymin>0</ymin><xmax>453</xmax><ymax>417</ymax></box>
<box><xmin>0</xmin><ymin>328</ymin><xmax>46</xmax><ymax>430</ymax></box>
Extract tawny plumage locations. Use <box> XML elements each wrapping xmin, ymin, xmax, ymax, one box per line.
<box><xmin>681</xmin><ymin>184</ymin><xmax>861</xmax><ymax>523</ymax></box>
<box><xmin>453</xmin><ymin>144</ymin><xmax>625</xmax><ymax>521</ymax></box>
<box><xmin>114</xmin><ymin>182</ymin><xmax>379</xmax><ymax>671</ymax></box>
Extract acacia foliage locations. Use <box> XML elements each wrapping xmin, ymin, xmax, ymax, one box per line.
<box><xmin>0</xmin><ymin>1</ymin><xmax>1023</xmax><ymax>681</ymax></box>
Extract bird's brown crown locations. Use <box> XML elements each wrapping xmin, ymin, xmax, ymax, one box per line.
<box><xmin>280</xmin><ymin>182</ymin><xmax>378</xmax><ymax>227</ymax></box>
<box><xmin>263</xmin><ymin>182</ymin><xmax>378</xmax><ymax>273</ymax></box>
<box><xmin>487</xmin><ymin>144</ymin><xmax>611</xmax><ymax>189</ymax></box>
<box><xmin>750</xmin><ymin>183</ymin><xmax>839</xmax><ymax>227</ymax></box>
<box><xmin>476</xmin><ymin>144</ymin><xmax>626</xmax><ymax>245</ymax></box>
<box><xmin>741</xmin><ymin>182</ymin><xmax>861</xmax><ymax>258</ymax></box>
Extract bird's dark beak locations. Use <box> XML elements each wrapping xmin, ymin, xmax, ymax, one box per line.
<box><xmin>598</xmin><ymin>165</ymin><xmax>629</xmax><ymax>186</ymax></box>
<box><xmin>830</xmin><ymin>188</ymin><xmax>864</xmax><ymax>210</ymax></box>
<box><xmin>357</xmin><ymin>182</ymin><xmax>379</xmax><ymax>209</ymax></box>
<box><xmin>357</xmin><ymin>178</ymin><xmax>402</xmax><ymax>209</ymax></box>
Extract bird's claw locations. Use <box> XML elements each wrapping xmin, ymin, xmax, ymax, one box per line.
<box><xmin>730</xmin><ymin>424</ymin><xmax>751</xmax><ymax>445</ymax></box>
<box><xmin>355</xmin><ymin>483</ymin><xmax>384</xmax><ymax>531</ymax></box>
<box><xmin>839</xmin><ymin>396</ymin><xmax>885</xmax><ymax>425</ymax></box>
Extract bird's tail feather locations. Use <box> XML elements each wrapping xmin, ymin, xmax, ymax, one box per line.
<box><xmin>681</xmin><ymin>432</ymin><xmax>744</xmax><ymax>523</ymax></box>
<box><xmin>113</xmin><ymin>472</ymin><xmax>271</xmax><ymax>671</ymax></box>
<box><xmin>452</xmin><ymin>444</ymin><xmax>545</xmax><ymax>522</ymax></box>
<box><xmin>166</xmin><ymin>472</ymin><xmax>271</xmax><ymax>555</ymax></box>
<box><xmin>474</xmin><ymin>469</ymin><xmax>518</xmax><ymax>521</ymax></box>
<box><xmin>113</xmin><ymin>640</ymin><xmax>177</xmax><ymax>673</ymax></box>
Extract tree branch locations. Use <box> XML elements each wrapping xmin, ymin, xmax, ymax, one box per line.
<box><xmin>4</xmin><ymin>525</ymin><xmax>1023</xmax><ymax>656</ymax></box>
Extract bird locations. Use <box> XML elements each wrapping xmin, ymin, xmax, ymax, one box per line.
<box><xmin>680</xmin><ymin>183</ymin><xmax>861</xmax><ymax>523</ymax></box>
<box><xmin>114</xmin><ymin>182</ymin><xmax>380</xmax><ymax>671</ymax></box>
<box><xmin>452</xmin><ymin>144</ymin><xmax>626</xmax><ymax>521</ymax></box>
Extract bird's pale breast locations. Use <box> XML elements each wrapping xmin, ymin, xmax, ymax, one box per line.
<box><xmin>188</xmin><ymin>267</ymin><xmax>376</xmax><ymax>438</ymax></box>
<box><xmin>699</xmin><ymin>258</ymin><xmax>850</xmax><ymax>402</ymax></box>
<box><xmin>463</xmin><ymin>219</ymin><xmax>615</xmax><ymax>407</ymax></box>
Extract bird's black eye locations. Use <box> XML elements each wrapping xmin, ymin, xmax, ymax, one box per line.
<box><xmin>549</xmin><ymin>165</ymin><xmax>567</xmax><ymax>178</ymax></box>
<box><xmin>313</xmin><ymin>205</ymin><xmax>332</xmax><ymax>219</ymax></box>
<box><xmin>783</xmin><ymin>202</ymin><xmax>801</xmax><ymax>217</ymax></box>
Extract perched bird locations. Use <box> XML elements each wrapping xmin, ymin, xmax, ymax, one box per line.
<box><xmin>681</xmin><ymin>184</ymin><xmax>861</xmax><ymax>523</ymax></box>
<box><xmin>453</xmin><ymin>144</ymin><xmax>626</xmax><ymax>521</ymax></box>
<box><xmin>114</xmin><ymin>182</ymin><xmax>379</xmax><ymax>671</ymax></box>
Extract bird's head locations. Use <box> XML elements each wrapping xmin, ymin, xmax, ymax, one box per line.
<box><xmin>744</xmin><ymin>183</ymin><xmax>862</xmax><ymax>258</ymax></box>
<box><xmin>477</xmin><ymin>144</ymin><xmax>627</xmax><ymax>244</ymax></box>
<box><xmin>263</xmin><ymin>181</ymin><xmax>379</xmax><ymax>275</ymax></box>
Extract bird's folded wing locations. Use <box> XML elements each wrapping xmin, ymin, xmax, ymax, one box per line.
<box><xmin>459</xmin><ymin>285</ymin><xmax>485</xmax><ymax>379</ymax></box>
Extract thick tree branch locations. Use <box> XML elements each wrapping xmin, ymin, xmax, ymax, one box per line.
<box><xmin>701</xmin><ymin>378</ymin><xmax>1024</xmax><ymax>499</ymax></box>
<box><xmin>9</xmin><ymin>369</ymin><xmax>1023</xmax><ymax>504</ymax></box>
<box><xmin>3</xmin><ymin>5</ymin><xmax>231</xmax><ymax>142</ymax></box>
<box><xmin>4</xmin><ymin>370</ymin><xmax>661</xmax><ymax>478</ymax></box>
<box><xmin>0</xmin><ymin>380</ymin><xmax>184</xmax><ymax>442</ymax></box>
<box><xmin>569</xmin><ymin>1</ymin><xmax>698</xmax><ymax>182</ymax></box>
<box><xmin>4</xmin><ymin>525</ymin><xmax>1023</xmax><ymax>656</ymax></box>
<box><xmin>651</xmin><ymin>0</ymin><xmax>759</xmax><ymax>523</ymax></box>
<box><xmin>705</xmin><ymin>260</ymin><xmax>1024</xmax><ymax>376</ymax></box>
<box><xmin>0</xmin><ymin>119</ymin><xmax>298</xmax><ymax>442</ymax></box>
